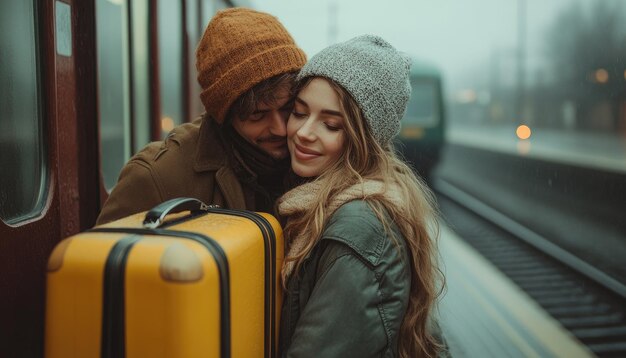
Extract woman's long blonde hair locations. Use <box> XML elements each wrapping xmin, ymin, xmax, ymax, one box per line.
<box><xmin>282</xmin><ymin>77</ymin><xmax>444</xmax><ymax>357</ymax></box>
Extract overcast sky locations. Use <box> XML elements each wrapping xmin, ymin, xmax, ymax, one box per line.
<box><xmin>249</xmin><ymin>0</ymin><xmax>585</xmax><ymax>93</ymax></box>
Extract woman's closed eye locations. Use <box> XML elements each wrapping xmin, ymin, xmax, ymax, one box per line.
<box><xmin>324</xmin><ymin>123</ymin><xmax>341</xmax><ymax>131</ymax></box>
<box><xmin>291</xmin><ymin>111</ymin><xmax>308</xmax><ymax>119</ymax></box>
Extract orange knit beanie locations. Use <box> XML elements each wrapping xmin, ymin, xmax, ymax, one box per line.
<box><xmin>196</xmin><ymin>8</ymin><xmax>307</xmax><ymax>124</ymax></box>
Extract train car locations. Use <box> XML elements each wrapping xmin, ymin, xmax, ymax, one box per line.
<box><xmin>0</xmin><ymin>1</ymin><xmax>241</xmax><ymax>356</ymax></box>
<box><xmin>4</xmin><ymin>1</ymin><xmax>623</xmax><ymax>357</ymax></box>
<box><xmin>394</xmin><ymin>58</ymin><xmax>445</xmax><ymax>181</ymax></box>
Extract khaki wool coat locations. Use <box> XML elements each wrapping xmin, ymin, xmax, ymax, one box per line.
<box><xmin>96</xmin><ymin>116</ymin><xmax>253</xmax><ymax>225</ymax></box>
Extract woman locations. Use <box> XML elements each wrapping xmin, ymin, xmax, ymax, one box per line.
<box><xmin>277</xmin><ymin>35</ymin><xmax>445</xmax><ymax>357</ymax></box>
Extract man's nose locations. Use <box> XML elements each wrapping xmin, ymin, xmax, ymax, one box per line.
<box><xmin>268</xmin><ymin>110</ymin><xmax>287</xmax><ymax>137</ymax></box>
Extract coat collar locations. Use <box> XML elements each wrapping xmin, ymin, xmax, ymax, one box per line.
<box><xmin>193</xmin><ymin>114</ymin><xmax>227</xmax><ymax>172</ymax></box>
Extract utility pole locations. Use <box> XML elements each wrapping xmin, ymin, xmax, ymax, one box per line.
<box><xmin>516</xmin><ymin>0</ymin><xmax>527</xmax><ymax>125</ymax></box>
<box><xmin>328</xmin><ymin>0</ymin><xmax>338</xmax><ymax>45</ymax></box>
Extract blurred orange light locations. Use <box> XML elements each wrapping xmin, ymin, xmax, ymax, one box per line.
<box><xmin>624</xmin><ymin>70</ymin><xmax>626</xmax><ymax>80</ymax></box>
<box><xmin>161</xmin><ymin>116</ymin><xmax>175</xmax><ymax>133</ymax></box>
<box><xmin>516</xmin><ymin>125</ymin><xmax>531</xmax><ymax>140</ymax></box>
<box><xmin>401</xmin><ymin>126</ymin><xmax>424</xmax><ymax>139</ymax></box>
<box><xmin>457</xmin><ymin>89</ymin><xmax>477</xmax><ymax>104</ymax></box>
<box><xmin>595</xmin><ymin>69</ymin><xmax>609</xmax><ymax>84</ymax></box>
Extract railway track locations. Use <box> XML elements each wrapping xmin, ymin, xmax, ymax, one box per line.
<box><xmin>435</xmin><ymin>179</ymin><xmax>626</xmax><ymax>357</ymax></box>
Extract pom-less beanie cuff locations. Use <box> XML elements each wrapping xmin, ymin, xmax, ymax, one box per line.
<box><xmin>196</xmin><ymin>8</ymin><xmax>306</xmax><ymax>124</ymax></box>
<box><xmin>200</xmin><ymin>45</ymin><xmax>307</xmax><ymax>124</ymax></box>
<box><xmin>297</xmin><ymin>35</ymin><xmax>411</xmax><ymax>146</ymax></box>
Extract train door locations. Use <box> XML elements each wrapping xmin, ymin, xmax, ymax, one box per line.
<box><xmin>0</xmin><ymin>1</ymin><xmax>100</xmax><ymax>356</ymax></box>
<box><xmin>0</xmin><ymin>1</ymin><xmax>225</xmax><ymax>355</ymax></box>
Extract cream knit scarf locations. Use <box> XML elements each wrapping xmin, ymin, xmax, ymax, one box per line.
<box><xmin>278</xmin><ymin>178</ymin><xmax>403</xmax><ymax>278</ymax></box>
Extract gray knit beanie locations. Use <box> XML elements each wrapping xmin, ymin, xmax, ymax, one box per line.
<box><xmin>297</xmin><ymin>35</ymin><xmax>411</xmax><ymax>146</ymax></box>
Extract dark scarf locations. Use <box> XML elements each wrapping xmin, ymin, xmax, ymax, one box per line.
<box><xmin>222</xmin><ymin>124</ymin><xmax>290</xmax><ymax>213</ymax></box>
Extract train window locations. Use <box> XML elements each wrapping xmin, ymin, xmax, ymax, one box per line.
<box><xmin>96</xmin><ymin>0</ymin><xmax>132</xmax><ymax>191</ymax></box>
<box><xmin>405</xmin><ymin>79</ymin><xmax>440</xmax><ymax>127</ymax></box>
<box><xmin>187</xmin><ymin>0</ymin><xmax>205</xmax><ymax>119</ymax></box>
<box><xmin>158</xmin><ymin>0</ymin><xmax>184</xmax><ymax>138</ymax></box>
<box><xmin>201</xmin><ymin>0</ymin><xmax>228</xmax><ymax>28</ymax></box>
<box><xmin>130</xmin><ymin>0</ymin><xmax>151</xmax><ymax>152</ymax></box>
<box><xmin>201</xmin><ymin>0</ymin><xmax>214</xmax><ymax>28</ymax></box>
<box><xmin>202</xmin><ymin>1</ymin><xmax>230</xmax><ymax>28</ymax></box>
<box><xmin>0</xmin><ymin>0</ymin><xmax>46</xmax><ymax>223</ymax></box>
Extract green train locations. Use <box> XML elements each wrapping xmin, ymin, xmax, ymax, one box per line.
<box><xmin>394</xmin><ymin>58</ymin><xmax>446</xmax><ymax>181</ymax></box>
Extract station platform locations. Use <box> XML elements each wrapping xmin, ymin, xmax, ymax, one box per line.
<box><xmin>437</xmin><ymin>225</ymin><xmax>594</xmax><ymax>357</ymax></box>
<box><xmin>447</xmin><ymin>123</ymin><xmax>626</xmax><ymax>174</ymax></box>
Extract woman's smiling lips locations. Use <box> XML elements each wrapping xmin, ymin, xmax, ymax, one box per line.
<box><xmin>293</xmin><ymin>143</ymin><xmax>321</xmax><ymax>160</ymax></box>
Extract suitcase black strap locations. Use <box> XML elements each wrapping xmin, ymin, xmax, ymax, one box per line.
<box><xmin>204</xmin><ymin>209</ymin><xmax>277</xmax><ymax>358</ymax></box>
<box><xmin>101</xmin><ymin>236</ymin><xmax>141</xmax><ymax>358</ymax></box>
<box><xmin>91</xmin><ymin>227</ymin><xmax>231</xmax><ymax>358</ymax></box>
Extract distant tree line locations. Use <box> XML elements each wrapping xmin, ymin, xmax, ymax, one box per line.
<box><xmin>537</xmin><ymin>0</ymin><xmax>626</xmax><ymax>132</ymax></box>
<box><xmin>449</xmin><ymin>1</ymin><xmax>626</xmax><ymax>135</ymax></box>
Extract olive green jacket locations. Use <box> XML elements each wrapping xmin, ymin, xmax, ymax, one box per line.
<box><xmin>96</xmin><ymin>116</ymin><xmax>253</xmax><ymax>225</ymax></box>
<box><xmin>279</xmin><ymin>200</ymin><xmax>411</xmax><ymax>357</ymax></box>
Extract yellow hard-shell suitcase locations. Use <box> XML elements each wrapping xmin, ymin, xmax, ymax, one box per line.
<box><xmin>45</xmin><ymin>198</ymin><xmax>283</xmax><ymax>358</ymax></box>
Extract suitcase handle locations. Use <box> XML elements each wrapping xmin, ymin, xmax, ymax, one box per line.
<box><xmin>143</xmin><ymin>197</ymin><xmax>212</xmax><ymax>228</ymax></box>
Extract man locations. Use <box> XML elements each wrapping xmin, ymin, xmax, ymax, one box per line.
<box><xmin>96</xmin><ymin>8</ymin><xmax>306</xmax><ymax>225</ymax></box>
